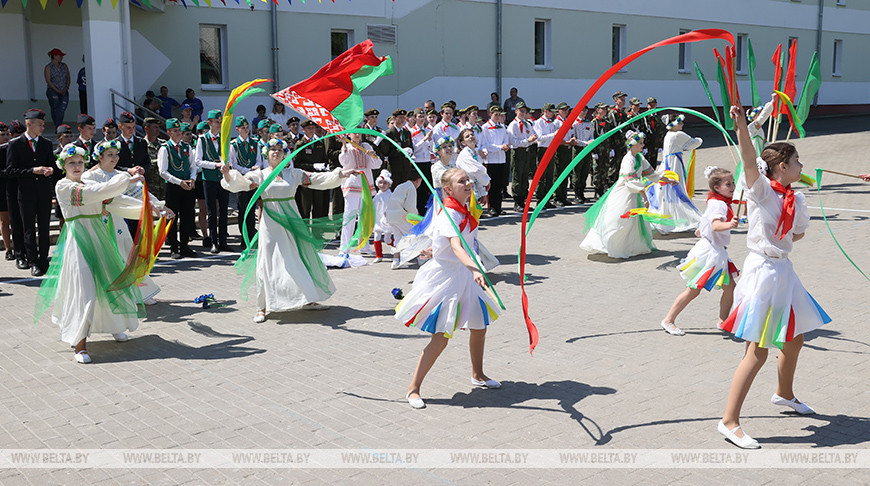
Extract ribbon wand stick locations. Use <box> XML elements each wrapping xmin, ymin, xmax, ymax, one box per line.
<box><xmin>734</xmin><ymin>189</ymin><xmax>745</xmax><ymax>220</ymax></box>
<box><xmin>821</xmin><ymin>169</ymin><xmax>864</xmax><ymax>180</ymax></box>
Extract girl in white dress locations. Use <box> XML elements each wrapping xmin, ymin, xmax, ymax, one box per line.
<box><xmin>659</xmin><ymin>166</ymin><xmax>739</xmax><ymax>336</ymax></box>
<box><xmin>647</xmin><ymin>114</ymin><xmax>703</xmax><ymax>233</ymax></box>
<box><xmin>36</xmin><ymin>144</ymin><xmax>146</xmax><ymax>364</ymax></box>
<box><xmin>338</xmin><ymin>132</ymin><xmax>382</xmax><ymax>253</ymax></box>
<box><xmin>716</xmin><ymin>106</ymin><xmax>831</xmax><ymax>449</ymax></box>
<box><xmin>455</xmin><ymin>129</ymin><xmax>490</xmax><ymax>205</ymax></box>
<box><xmin>580</xmin><ymin>131</ymin><xmax>673</xmax><ymax>259</ymax></box>
<box><xmin>372</xmin><ymin>171</ymin><xmax>394</xmax><ymax>263</ymax></box>
<box><xmin>399</xmin><ymin>168</ymin><xmax>502</xmax><ymax>409</ymax></box>
<box><xmin>220</xmin><ymin>138</ymin><xmax>354</xmax><ymax>323</ymax></box>
<box><xmin>82</xmin><ymin>140</ymin><xmax>173</xmax><ymax>305</ymax></box>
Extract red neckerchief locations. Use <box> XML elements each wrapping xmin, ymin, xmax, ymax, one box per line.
<box><xmin>706</xmin><ymin>191</ymin><xmax>736</xmax><ymax>221</ymax></box>
<box><xmin>442</xmin><ymin>196</ymin><xmax>478</xmax><ymax>232</ymax></box>
<box><xmin>769</xmin><ymin>179</ymin><xmax>796</xmax><ymax>239</ymax></box>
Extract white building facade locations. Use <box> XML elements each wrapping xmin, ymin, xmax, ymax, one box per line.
<box><xmin>1</xmin><ymin>0</ymin><xmax>867</xmax><ymax>127</ymax></box>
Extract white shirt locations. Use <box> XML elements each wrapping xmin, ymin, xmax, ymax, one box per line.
<box><xmin>573</xmin><ymin>120</ymin><xmax>594</xmax><ymax>145</ymax></box>
<box><xmin>456</xmin><ymin>146</ymin><xmax>490</xmax><ymax>198</ymax></box>
<box><xmin>478</xmin><ymin>120</ymin><xmax>508</xmax><ymax>164</ymax></box>
<box><xmin>157</xmin><ymin>140</ymin><xmax>197</xmax><ymax>186</ymax></box>
<box><xmin>228</xmin><ymin>136</ymin><xmax>266</xmax><ymax>175</ymax></box>
<box><xmin>699</xmin><ymin>199</ymin><xmax>732</xmax><ymax>248</ymax></box>
<box><xmin>533</xmin><ymin>116</ymin><xmax>559</xmax><ymax>148</ymax></box>
<box><xmin>432</xmin><ymin>120</ymin><xmax>460</xmax><ymax>143</ymax></box>
<box><xmin>409</xmin><ymin>124</ymin><xmax>434</xmax><ymax>163</ymax></box>
<box><xmin>507</xmin><ymin>118</ymin><xmax>534</xmax><ymax>149</ymax></box>
<box><xmin>193</xmin><ymin>131</ymin><xmax>223</xmax><ymax>172</ymax></box>
<box><xmin>742</xmin><ymin>172</ymin><xmax>809</xmax><ymax>259</ymax></box>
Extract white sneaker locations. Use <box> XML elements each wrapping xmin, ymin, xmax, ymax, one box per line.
<box><xmin>112</xmin><ymin>332</ymin><xmax>129</xmax><ymax>342</ymax></box>
<box><xmin>253</xmin><ymin>311</ymin><xmax>266</xmax><ymax>323</ymax></box>
<box><xmin>718</xmin><ymin>421</ymin><xmax>760</xmax><ymax>449</ymax></box>
<box><xmin>771</xmin><ymin>394</ymin><xmax>815</xmax><ymax>415</ymax></box>
<box><xmin>74</xmin><ymin>350</ymin><xmax>92</xmax><ymax>364</ymax></box>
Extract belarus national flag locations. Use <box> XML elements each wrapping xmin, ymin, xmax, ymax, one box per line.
<box><xmin>272</xmin><ymin>40</ymin><xmax>394</xmax><ymax>133</ymax></box>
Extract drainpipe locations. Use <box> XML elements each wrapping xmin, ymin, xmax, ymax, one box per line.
<box><xmin>121</xmin><ymin>0</ymin><xmax>134</xmax><ymax>106</ymax></box>
<box><xmin>271</xmin><ymin>2</ymin><xmax>279</xmax><ymax>92</ymax></box>
<box><xmin>496</xmin><ymin>0</ymin><xmax>502</xmax><ymax>101</ymax></box>
<box><xmin>815</xmin><ymin>0</ymin><xmax>823</xmax><ymax>106</ymax></box>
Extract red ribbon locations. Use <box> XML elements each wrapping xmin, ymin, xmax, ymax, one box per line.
<box><xmin>769</xmin><ymin>180</ymin><xmax>795</xmax><ymax>239</ymax></box>
<box><xmin>442</xmin><ymin>196</ymin><xmax>478</xmax><ymax>232</ymax></box>
<box><xmin>706</xmin><ymin>191</ymin><xmax>737</xmax><ymax>221</ymax></box>
<box><xmin>519</xmin><ymin>29</ymin><xmax>735</xmax><ymax>354</ymax></box>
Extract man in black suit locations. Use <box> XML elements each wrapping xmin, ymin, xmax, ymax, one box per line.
<box><xmin>293</xmin><ymin>119</ymin><xmax>330</xmax><ymax>219</ymax></box>
<box><xmin>1</xmin><ymin>120</ymin><xmax>26</xmax><ymax>266</ymax></box>
<box><xmin>5</xmin><ymin>109</ymin><xmax>56</xmax><ymax>276</ymax></box>
<box><xmin>115</xmin><ymin>111</ymin><xmax>149</xmax><ymax>171</ymax></box>
<box><xmin>73</xmin><ymin>114</ymin><xmax>96</xmax><ymax>166</ymax></box>
<box><xmin>382</xmin><ymin>108</ymin><xmax>413</xmax><ymax>189</ymax></box>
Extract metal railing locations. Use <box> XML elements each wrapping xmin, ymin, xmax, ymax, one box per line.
<box><xmin>109</xmin><ymin>88</ymin><xmax>168</xmax><ymax>138</ymax></box>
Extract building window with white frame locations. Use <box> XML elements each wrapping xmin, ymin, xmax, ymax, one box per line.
<box><xmin>534</xmin><ymin>19</ymin><xmax>551</xmax><ymax>69</ymax></box>
<box><xmin>833</xmin><ymin>39</ymin><xmax>843</xmax><ymax>76</ymax></box>
<box><xmin>200</xmin><ymin>24</ymin><xmax>227</xmax><ymax>89</ymax></box>
<box><xmin>331</xmin><ymin>30</ymin><xmax>354</xmax><ymax>59</ymax></box>
<box><xmin>612</xmin><ymin>24</ymin><xmax>626</xmax><ymax>68</ymax></box>
<box><xmin>736</xmin><ymin>33</ymin><xmax>748</xmax><ymax>74</ymax></box>
<box><xmin>678</xmin><ymin>29</ymin><xmax>691</xmax><ymax>73</ymax></box>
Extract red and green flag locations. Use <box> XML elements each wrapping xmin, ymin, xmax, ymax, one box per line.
<box><xmin>272</xmin><ymin>39</ymin><xmax>394</xmax><ymax>133</ymax></box>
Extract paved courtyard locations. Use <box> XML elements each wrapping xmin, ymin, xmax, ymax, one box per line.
<box><xmin>0</xmin><ymin>121</ymin><xmax>868</xmax><ymax>484</ymax></box>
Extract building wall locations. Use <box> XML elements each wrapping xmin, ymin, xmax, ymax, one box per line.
<box><xmin>1</xmin><ymin>0</ymin><xmax>868</xmax><ymax>124</ymax></box>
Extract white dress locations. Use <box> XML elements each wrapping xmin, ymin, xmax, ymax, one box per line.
<box><xmin>395</xmin><ymin>205</ymin><xmax>501</xmax><ymax>337</ymax></box>
<box><xmin>677</xmin><ymin>199</ymin><xmax>739</xmax><ymax>291</ymax></box>
<box><xmin>455</xmin><ymin>146</ymin><xmax>490</xmax><ymax>199</ymax></box>
<box><xmin>580</xmin><ymin>152</ymin><xmax>662</xmax><ymax>259</ymax></box>
<box><xmin>647</xmin><ymin>130</ymin><xmax>703</xmax><ymax>233</ymax></box>
<box><xmin>372</xmin><ymin>189</ymin><xmax>394</xmax><ymax>245</ymax></box>
<box><xmin>82</xmin><ymin>167</ymin><xmax>164</xmax><ymax>301</ymax></box>
<box><xmin>720</xmin><ymin>173</ymin><xmax>831</xmax><ymax>349</ymax></box>
<box><xmin>222</xmin><ymin>167</ymin><xmax>343</xmax><ymax>312</ymax></box>
<box><xmin>339</xmin><ymin>143</ymin><xmax>382</xmax><ymax>251</ymax></box>
<box><xmin>385</xmin><ymin>180</ymin><xmax>417</xmax><ymax>238</ymax></box>
<box><xmin>45</xmin><ymin>174</ymin><xmax>144</xmax><ymax>345</ymax></box>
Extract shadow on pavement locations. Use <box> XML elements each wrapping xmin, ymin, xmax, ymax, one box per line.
<box><xmin>272</xmin><ymin>305</ymin><xmax>423</xmax><ymax>340</ymax></box>
<box><xmin>85</xmin><ymin>324</ymin><xmax>265</xmax><ymax>364</ymax></box>
<box><xmin>760</xmin><ymin>414</ymin><xmax>870</xmax><ymax>447</ymax></box>
<box><xmin>143</xmin><ymin>299</ymin><xmax>238</xmax><ymax>323</ymax></box>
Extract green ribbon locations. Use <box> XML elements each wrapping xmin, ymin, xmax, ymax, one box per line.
<box><xmin>815</xmin><ymin>168</ymin><xmax>869</xmax><ymax>281</ymax></box>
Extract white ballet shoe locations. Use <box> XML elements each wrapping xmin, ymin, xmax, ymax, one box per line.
<box><xmin>471</xmin><ymin>377</ymin><xmax>501</xmax><ymax>389</ymax></box>
<box><xmin>718</xmin><ymin>421</ymin><xmax>760</xmax><ymax>449</ymax></box>
<box><xmin>112</xmin><ymin>332</ymin><xmax>129</xmax><ymax>342</ymax></box>
<box><xmin>771</xmin><ymin>394</ymin><xmax>815</xmax><ymax>415</ymax></box>
<box><xmin>660</xmin><ymin>321</ymin><xmax>685</xmax><ymax>336</ymax></box>
<box><xmin>406</xmin><ymin>392</ymin><xmax>426</xmax><ymax>409</ymax></box>
<box><xmin>74</xmin><ymin>350</ymin><xmax>92</xmax><ymax>364</ymax></box>
<box><xmin>253</xmin><ymin>311</ymin><xmax>266</xmax><ymax>323</ymax></box>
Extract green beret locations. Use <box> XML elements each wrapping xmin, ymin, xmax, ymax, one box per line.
<box><xmin>257</xmin><ymin>119</ymin><xmax>271</xmax><ymax>129</ymax></box>
<box><xmin>207</xmin><ymin>109</ymin><xmax>222</xmax><ymax>120</ymax></box>
<box><xmin>165</xmin><ymin>118</ymin><xmax>181</xmax><ymax>130</ymax></box>
<box><xmin>300</xmin><ymin>119</ymin><xmax>316</xmax><ymax>128</ymax></box>
<box><xmin>269</xmin><ymin>123</ymin><xmax>283</xmax><ymax>134</ymax></box>
<box><xmin>196</xmin><ymin>121</ymin><xmax>209</xmax><ymax>131</ymax></box>
<box><xmin>464</xmin><ymin>105</ymin><xmax>479</xmax><ymax>114</ymax></box>
<box><xmin>180</xmin><ymin>122</ymin><xmax>192</xmax><ymax>133</ymax></box>
<box><xmin>235</xmin><ymin>116</ymin><xmax>248</xmax><ymax>127</ymax></box>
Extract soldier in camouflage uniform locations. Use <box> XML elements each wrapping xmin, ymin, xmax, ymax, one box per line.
<box><xmin>606</xmin><ymin>91</ymin><xmax>629</xmax><ymax>185</ymax></box>
<box><xmin>591</xmin><ymin>102</ymin><xmax>611</xmax><ymax>197</ymax></box>
<box><xmin>642</xmin><ymin>97</ymin><xmax>666</xmax><ymax>168</ymax></box>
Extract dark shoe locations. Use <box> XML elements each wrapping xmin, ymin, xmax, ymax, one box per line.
<box><xmin>577</xmin><ymin>196</ymin><xmax>589</xmax><ymax>204</ymax></box>
<box><xmin>218</xmin><ymin>244</ymin><xmax>234</xmax><ymax>253</ymax></box>
<box><xmin>16</xmin><ymin>258</ymin><xmax>29</xmax><ymax>270</ymax></box>
<box><xmin>30</xmin><ymin>264</ymin><xmax>45</xmax><ymax>277</ymax></box>
<box><xmin>180</xmin><ymin>248</ymin><xmax>197</xmax><ymax>258</ymax></box>
<box><xmin>490</xmin><ymin>209</ymin><xmax>502</xmax><ymax>217</ymax></box>
<box><xmin>190</xmin><ymin>231</ymin><xmax>203</xmax><ymax>240</ymax></box>
<box><xmin>513</xmin><ymin>203</ymin><xmax>523</xmax><ymax>212</ymax></box>
<box><xmin>5</xmin><ymin>250</ymin><xmax>13</xmax><ymax>261</ymax></box>
<box><xmin>210</xmin><ymin>244</ymin><xmax>220</xmax><ymax>254</ymax></box>
<box><xmin>170</xmin><ymin>251</ymin><xmax>182</xmax><ymax>260</ymax></box>
<box><xmin>553</xmin><ymin>200</ymin><xmax>565</xmax><ymax>208</ymax></box>
<box><xmin>202</xmin><ymin>237</ymin><xmax>212</xmax><ymax>249</ymax></box>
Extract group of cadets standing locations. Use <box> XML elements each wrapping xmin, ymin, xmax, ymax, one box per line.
<box><xmin>0</xmin><ymin>90</ymin><xmax>667</xmax><ymax>268</ymax></box>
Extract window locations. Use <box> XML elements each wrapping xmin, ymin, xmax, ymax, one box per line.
<box><xmin>833</xmin><ymin>39</ymin><xmax>843</xmax><ymax>76</ymax></box>
<box><xmin>736</xmin><ymin>34</ymin><xmax>748</xmax><ymax>74</ymax></box>
<box><xmin>199</xmin><ymin>24</ymin><xmax>227</xmax><ymax>89</ymax></box>
<box><xmin>612</xmin><ymin>24</ymin><xmax>626</xmax><ymax>69</ymax></box>
<box><xmin>331</xmin><ymin>30</ymin><xmax>353</xmax><ymax>59</ymax></box>
<box><xmin>678</xmin><ymin>29</ymin><xmax>691</xmax><ymax>73</ymax></box>
<box><xmin>534</xmin><ymin>19</ymin><xmax>551</xmax><ymax>69</ymax></box>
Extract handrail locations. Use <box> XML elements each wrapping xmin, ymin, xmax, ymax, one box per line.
<box><xmin>109</xmin><ymin>88</ymin><xmax>168</xmax><ymax>138</ymax></box>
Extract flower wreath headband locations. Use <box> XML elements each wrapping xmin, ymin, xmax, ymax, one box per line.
<box><xmin>666</xmin><ymin>114</ymin><xmax>685</xmax><ymax>130</ymax></box>
<box><xmin>95</xmin><ymin>139</ymin><xmax>122</xmax><ymax>158</ymax></box>
<box><xmin>626</xmin><ymin>130</ymin><xmax>645</xmax><ymax>148</ymax></box>
<box><xmin>56</xmin><ymin>144</ymin><xmax>87</xmax><ymax>170</ymax></box>
<box><xmin>261</xmin><ymin>137</ymin><xmax>289</xmax><ymax>157</ymax></box>
<box><xmin>434</xmin><ymin>136</ymin><xmax>455</xmax><ymax>152</ymax></box>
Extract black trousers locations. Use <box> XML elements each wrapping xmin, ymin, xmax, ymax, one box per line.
<box><xmin>203</xmin><ymin>180</ymin><xmax>229</xmax><ymax>246</ymax></box>
<box><xmin>485</xmin><ymin>163</ymin><xmax>509</xmax><ymax>213</ymax></box>
<box><xmin>331</xmin><ymin>187</ymin><xmax>344</xmax><ymax>215</ymax></box>
<box><xmin>165</xmin><ymin>183</ymin><xmax>195</xmax><ymax>251</ymax></box>
<box><xmin>5</xmin><ymin>185</ymin><xmax>25</xmax><ymax>260</ymax></box>
<box><xmin>237</xmin><ymin>189</ymin><xmax>258</xmax><ymax>241</ymax></box>
<box><xmin>299</xmin><ymin>186</ymin><xmax>330</xmax><ymax>219</ymax></box>
<box><xmin>18</xmin><ymin>191</ymin><xmax>53</xmax><ymax>267</ymax></box>
<box><xmin>414</xmin><ymin>161</ymin><xmax>432</xmax><ymax>215</ymax></box>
